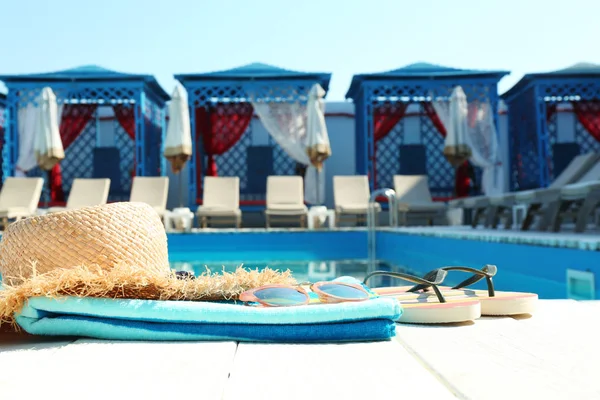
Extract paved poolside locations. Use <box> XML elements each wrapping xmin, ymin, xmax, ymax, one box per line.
<box><xmin>388</xmin><ymin>225</ymin><xmax>600</xmax><ymax>250</ymax></box>
<box><xmin>0</xmin><ymin>300</ymin><xmax>597</xmax><ymax>399</ymax></box>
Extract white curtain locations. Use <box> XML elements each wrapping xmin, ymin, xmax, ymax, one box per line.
<box><xmin>466</xmin><ymin>101</ymin><xmax>503</xmax><ymax>196</ymax></box>
<box><xmin>250</xmin><ymin>97</ymin><xmax>322</xmax><ymax>204</ymax></box>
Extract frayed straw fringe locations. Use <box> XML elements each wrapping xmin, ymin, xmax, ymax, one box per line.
<box><xmin>0</xmin><ymin>262</ymin><xmax>296</xmax><ymax>329</ymax></box>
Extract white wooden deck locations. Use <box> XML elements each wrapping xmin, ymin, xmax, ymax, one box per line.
<box><xmin>0</xmin><ymin>300</ymin><xmax>598</xmax><ymax>399</ymax></box>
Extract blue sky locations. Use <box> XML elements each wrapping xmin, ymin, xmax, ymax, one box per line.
<box><xmin>1</xmin><ymin>0</ymin><xmax>598</xmax><ymax>100</ymax></box>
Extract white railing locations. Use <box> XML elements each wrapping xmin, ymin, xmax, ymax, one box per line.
<box><xmin>367</xmin><ymin>188</ymin><xmax>397</xmax><ymax>271</ymax></box>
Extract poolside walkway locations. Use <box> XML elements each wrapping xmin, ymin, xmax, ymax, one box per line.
<box><xmin>389</xmin><ymin>225</ymin><xmax>600</xmax><ymax>251</ymax></box>
<box><xmin>0</xmin><ymin>300</ymin><xmax>598</xmax><ymax>399</ymax></box>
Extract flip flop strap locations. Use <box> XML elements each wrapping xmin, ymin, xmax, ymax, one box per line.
<box><xmin>363</xmin><ymin>269</ymin><xmax>448</xmax><ymax>303</ymax></box>
<box><xmin>408</xmin><ymin>265</ymin><xmax>497</xmax><ymax>297</ymax></box>
<box><xmin>447</xmin><ymin>265</ymin><xmax>497</xmax><ymax>297</ymax></box>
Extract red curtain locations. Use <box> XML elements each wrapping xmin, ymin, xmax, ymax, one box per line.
<box><xmin>195</xmin><ymin>103</ymin><xmax>253</xmax><ymax>176</ymax></box>
<box><xmin>572</xmin><ymin>101</ymin><xmax>600</xmax><ymax>143</ymax></box>
<box><xmin>194</xmin><ymin>103</ymin><xmax>253</xmax><ymax>202</ymax></box>
<box><xmin>372</xmin><ymin>102</ymin><xmax>408</xmax><ymax>186</ymax></box>
<box><xmin>113</xmin><ymin>105</ymin><xmax>137</xmax><ymax>178</ymax></box>
<box><xmin>50</xmin><ymin>104</ymin><xmax>97</xmax><ymax>202</ymax></box>
<box><xmin>113</xmin><ymin>105</ymin><xmax>136</xmax><ymax>140</ymax></box>
<box><xmin>421</xmin><ymin>102</ymin><xmax>447</xmax><ymax>137</ymax></box>
<box><xmin>546</xmin><ymin>104</ymin><xmax>557</xmax><ymax>122</ymax></box>
<box><xmin>373</xmin><ymin>103</ymin><xmax>408</xmax><ymax>142</ymax></box>
<box><xmin>455</xmin><ymin>161</ymin><xmax>472</xmax><ymax>198</ymax></box>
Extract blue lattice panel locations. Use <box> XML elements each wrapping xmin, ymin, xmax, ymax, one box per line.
<box><xmin>575</xmin><ymin>115</ymin><xmax>600</xmax><ymax>158</ymax></box>
<box><xmin>60</xmin><ymin>119</ymin><xmax>96</xmax><ymax>193</ymax></box>
<box><xmin>10</xmin><ymin>86</ymin><xmax>139</xmax><ymax>110</ymax></box>
<box><xmin>187</xmin><ymin>83</ymin><xmax>313</xmax><ymax>108</ymax></box>
<box><xmin>419</xmin><ymin>112</ymin><xmax>454</xmax><ymax>198</ymax></box>
<box><xmin>369</xmin><ymin>82</ymin><xmax>495</xmax><ymax>105</ymax></box>
<box><xmin>143</xmin><ymin>113</ymin><xmax>162</xmax><ymax>177</ymax></box>
<box><xmin>0</xmin><ymin>105</ymin><xmax>5</xmax><ymax>184</ymax></box>
<box><xmin>114</xmin><ymin>120</ymin><xmax>135</xmax><ymax>198</ymax></box>
<box><xmin>545</xmin><ymin>109</ymin><xmax>558</xmax><ymax>180</ymax></box>
<box><xmin>507</xmin><ymin>86</ymin><xmax>541</xmax><ymax>190</ymax></box>
<box><xmin>272</xmin><ymin>140</ymin><xmax>296</xmax><ymax>177</ymax></box>
<box><xmin>375</xmin><ymin>121</ymin><xmax>403</xmax><ymax>190</ymax></box>
<box><xmin>214</xmin><ymin>124</ymin><xmax>253</xmax><ymax>200</ymax></box>
<box><xmin>538</xmin><ymin>80</ymin><xmax>600</xmax><ymax>102</ymax></box>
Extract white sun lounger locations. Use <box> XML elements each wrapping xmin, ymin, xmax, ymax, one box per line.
<box><xmin>264</xmin><ymin>176</ymin><xmax>308</xmax><ymax>228</ymax></box>
<box><xmin>333</xmin><ymin>175</ymin><xmax>380</xmax><ymax>225</ymax></box>
<box><xmin>46</xmin><ymin>178</ymin><xmax>110</xmax><ymax>213</ymax></box>
<box><xmin>393</xmin><ymin>175</ymin><xmax>446</xmax><ymax>226</ymax></box>
<box><xmin>129</xmin><ymin>176</ymin><xmax>169</xmax><ymax>218</ymax></box>
<box><xmin>196</xmin><ymin>176</ymin><xmax>242</xmax><ymax>228</ymax></box>
<box><xmin>539</xmin><ymin>159</ymin><xmax>600</xmax><ymax>232</ymax></box>
<box><xmin>0</xmin><ymin>177</ymin><xmax>44</xmax><ymax>228</ymax></box>
<box><xmin>461</xmin><ymin>153</ymin><xmax>599</xmax><ymax>229</ymax></box>
<box><xmin>493</xmin><ymin>152</ymin><xmax>600</xmax><ymax>230</ymax></box>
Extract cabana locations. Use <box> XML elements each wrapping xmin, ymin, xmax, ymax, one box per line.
<box><xmin>346</xmin><ymin>62</ymin><xmax>508</xmax><ymax>200</ymax></box>
<box><xmin>502</xmin><ymin>63</ymin><xmax>600</xmax><ymax>191</ymax></box>
<box><xmin>0</xmin><ymin>65</ymin><xmax>170</xmax><ymax>203</ymax></box>
<box><xmin>174</xmin><ymin>63</ymin><xmax>331</xmax><ymax>209</ymax></box>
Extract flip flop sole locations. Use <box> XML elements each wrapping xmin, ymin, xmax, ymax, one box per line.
<box><xmin>374</xmin><ymin>290</ymin><xmax>482</xmax><ymax>324</ymax></box>
<box><xmin>374</xmin><ymin>286</ymin><xmax>537</xmax><ymax>316</ymax></box>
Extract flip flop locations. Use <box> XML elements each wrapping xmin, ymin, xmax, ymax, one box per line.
<box><xmin>363</xmin><ymin>269</ymin><xmax>481</xmax><ymax>325</ymax></box>
<box><xmin>371</xmin><ymin>265</ymin><xmax>538</xmax><ymax>316</ymax></box>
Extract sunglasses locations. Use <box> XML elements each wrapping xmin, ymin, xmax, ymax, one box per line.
<box><xmin>239</xmin><ymin>281</ymin><xmax>371</xmax><ymax>307</ymax></box>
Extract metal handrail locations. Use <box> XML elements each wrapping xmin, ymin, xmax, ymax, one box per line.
<box><xmin>367</xmin><ymin>188</ymin><xmax>397</xmax><ymax>272</ymax></box>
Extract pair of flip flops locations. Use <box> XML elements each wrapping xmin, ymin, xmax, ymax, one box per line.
<box><xmin>365</xmin><ymin>265</ymin><xmax>538</xmax><ymax>324</ymax></box>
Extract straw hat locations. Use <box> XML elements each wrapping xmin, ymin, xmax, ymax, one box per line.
<box><xmin>0</xmin><ymin>202</ymin><xmax>169</xmax><ymax>285</ymax></box>
<box><xmin>0</xmin><ymin>201</ymin><xmax>297</xmax><ymax>325</ymax></box>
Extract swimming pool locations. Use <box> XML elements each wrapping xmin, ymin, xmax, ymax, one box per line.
<box><xmin>168</xmin><ymin>230</ymin><xmax>600</xmax><ymax>300</ymax></box>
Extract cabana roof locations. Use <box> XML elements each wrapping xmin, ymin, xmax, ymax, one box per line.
<box><xmin>175</xmin><ymin>62</ymin><xmax>331</xmax><ymax>91</ymax></box>
<box><xmin>346</xmin><ymin>62</ymin><xmax>509</xmax><ymax>100</ymax></box>
<box><xmin>0</xmin><ymin>65</ymin><xmax>170</xmax><ymax>102</ymax></box>
<box><xmin>501</xmin><ymin>62</ymin><xmax>600</xmax><ymax>100</ymax></box>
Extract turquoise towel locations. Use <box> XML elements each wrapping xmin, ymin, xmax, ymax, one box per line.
<box><xmin>15</xmin><ymin>296</ymin><xmax>401</xmax><ymax>342</ymax></box>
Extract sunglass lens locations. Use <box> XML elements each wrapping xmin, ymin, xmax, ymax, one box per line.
<box><xmin>254</xmin><ymin>287</ymin><xmax>308</xmax><ymax>306</ymax></box>
<box><xmin>318</xmin><ymin>284</ymin><xmax>369</xmax><ymax>300</ymax></box>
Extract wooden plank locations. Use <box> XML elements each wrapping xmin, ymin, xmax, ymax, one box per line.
<box><xmin>395</xmin><ymin>300</ymin><xmax>600</xmax><ymax>399</ymax></box>
<box><xmin>0</xmin><ymin>333</ymin><xmax>76</xmax><ymax>391</ymax></box>
<box><xmin>0</xmin><ymin>339</ymin><xmax>238</xmax><ymax>400</ymax></box>
<box><xmin>224</xmin><ymin>341</ymin><xmax>457</xmax><ymax>400</ymax></box>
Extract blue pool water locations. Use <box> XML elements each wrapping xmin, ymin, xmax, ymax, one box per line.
<box><xmin>168</xmin><ymin>230</ymin><xmax>600</xmax><ymax>300</ymax></box>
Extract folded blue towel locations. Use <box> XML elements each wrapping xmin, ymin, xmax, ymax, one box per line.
<box><xmin>15</xmin><ymin>296</ymin><xmax>401</xmax><ymax>342</ymax></box>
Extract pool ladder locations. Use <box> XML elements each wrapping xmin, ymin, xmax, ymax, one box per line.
<box><xmin>367</xmin><ymin>188</ymin><xmax>398</xmax><ymax>272</ymax></box>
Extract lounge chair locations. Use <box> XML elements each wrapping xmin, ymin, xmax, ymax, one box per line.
<box><xmin>393</xmin><ymin>175</ymin><xmax>447</xmax><ymax>226</ymax></box>
<box><xmin>46</xmin><ymin>178</ymin><xmax>110</xmax><ymax>213</ymax></box>
<box><xmin>492</xmin><ymin>152</ymin><xmax>600</xmax><ymax>230</ymax></box>
<box><xmin>333</xmin><ymin>175</ymin><xmax>380</xmax><ymax>226</ymax></box>
<box><xmin>264</xmin><ymin>176</ymin><xmax>307</xmax><ymax>227</ymax></box>
<box><xmin>0</xmin><ymin>177</ymin><xmax>44</xmax><ymax>228</ymax></box>
<box><xmin>196</xmin><ymin>176</ymin><xmax>242</xmax><ymax>228</ymax></box>
<box><xmin>538</xmin><ymin>159</ymin><xmax>600</xmax><ymax>232</ymax></box>
<box><xmin>462</xmin><ymin>153</ymin><xmax>599</xmax><ymax>229</ymax></box>
<box><xmin>129</xmin><ymin>177</ymin><xmax>169</xmax><ymax>218</ymax></box>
